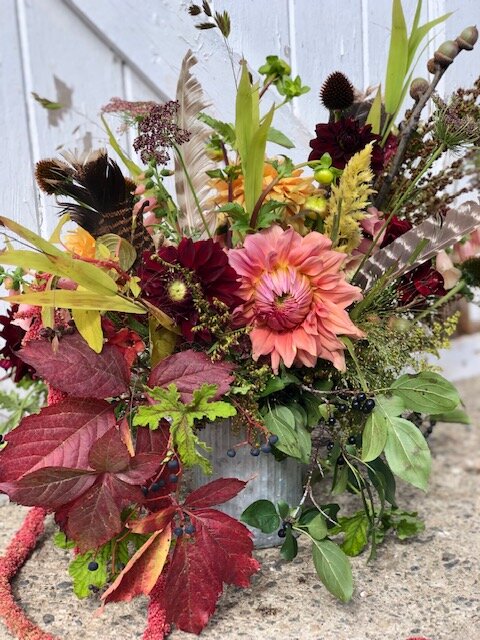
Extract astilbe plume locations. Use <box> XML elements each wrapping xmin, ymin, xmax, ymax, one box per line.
<box><xmin>228</xmin><ymin>226</ymin><xmax>364</xmax><ymax>373</ymax></box>
<box><xmin>133</xmin><ymin>101</ymin><xmax>191</xmax><ymax>165</ymax></box>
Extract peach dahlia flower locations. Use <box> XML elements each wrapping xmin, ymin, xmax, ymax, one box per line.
<box><xmin>228</xmin><ymin>226</ymin><xmax>365</xmax><ymax>373</ymax></box>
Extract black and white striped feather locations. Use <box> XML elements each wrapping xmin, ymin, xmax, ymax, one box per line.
<box><xmin>354</xmin><ymin>200</ymin><xmax>480</xmax><ymax>290</ymax></box>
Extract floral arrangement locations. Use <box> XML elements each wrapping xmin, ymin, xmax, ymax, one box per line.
<box><xmin>0</xmin><ymin>1</ymin><xmax>480</xmax><ymax>637</ymax></box>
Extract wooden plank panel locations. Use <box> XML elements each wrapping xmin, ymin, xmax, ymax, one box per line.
<box><xmin>20</xmin><ymin>0</ymin><xmax>126</xmax><ymax>234</ymax></box>
<box><xmin>0</xmin><ymin>0</ymin><xmax>39</xmax><ymax>231</ymax></box>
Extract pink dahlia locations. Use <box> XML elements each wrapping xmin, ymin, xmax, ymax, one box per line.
<box><xmin>228</xmin><ymin>226</ymin><xmax>364</xmax><ymax>373</ymax></box>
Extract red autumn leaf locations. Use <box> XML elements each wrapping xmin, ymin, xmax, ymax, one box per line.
<box><xmin>148</xmin><ymin>350</ymin><xmax>235</xmax><ymax>402</ymax></box>
<box><xmin>18</xmin><ymin>333</ymin><xmax>130</xmax><ymax>399</ymax></box>
<box><xmin>101</xmin><ymin>525</ymin><xmax>172</xmax><ymax>605</ymax></box>
<box><xmin>2</xmin><ymin>467</ymin><xmax>96</xmax><ymax>508</ymax></box>
<box><xmin>129</xmin><ymin>506</ymin><xmax>177</xmax><ymax>535</ymax></box>
<box><xmin>0</xmin><ymin>399</ymin><xmax>116</xmax><ymax>483</ymax></box>
<box><xmin>135</xmin><ymin>420</ymin><xmax>170</xmax><ymax>457</ymax></box>
<box><xmin>88</xmin><ymin>427</ymin><xmax>131</xmax><ymax>473</ymax></box>
<box><xmin>184</xmin><ymin>478</ymin><xmax>247</xmax><ymax>509</ymax></box>
<box><xmin>161</xmin><ymin>507</ymin><xmax>259</xmax><ymax>634</ymax></box>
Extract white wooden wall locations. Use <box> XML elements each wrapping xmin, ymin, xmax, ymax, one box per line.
<box><xmin>0</xmin><ymin>0</ymin><xmax>479</xmax><ymax>236</ymax></box>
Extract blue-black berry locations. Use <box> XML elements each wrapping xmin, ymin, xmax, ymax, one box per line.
<box><xmin>351</xmin><ymin>399</ymin><xmax>361</xmax><ymax>410</ymax></box>
<box><xmin>167</xmin><ymin>458</ymin><xmax>180</xmax><ymax>471</ymax></box>
<box><xmin>326</xmin><ymin>441</ymin><xmax>334</xmax><ymax>451</ymax></box>
<box><xmin>168</xmin><ymin>474</ymin><xmax>179</xmax><ymax>484</ymax></box>
<box><xmin>337</xmin><ymin>455</ymin><xmax>345</xmax><ymax>466</ymax></box>
<box><xmin>348</xmin><ymin>435</ymin><xmax>356</xmax><ymax>445</ymax></box>
<box><xmin>185</xmin><ymin>524</ymin><xmax>196</xmax><ymax>535</ymax></box>
<box><xmin>141</xmin><ymin>486</ymin><xmax>148</xmax><ymax>496</ymax></box>
<box><xmin>277</xmin><ymin>528</ymin><xmax>287</xmax><ymax>538</ymax></box>
<box><xmin>327</xmin><ymin>416</ymin><xmax>336</xmax><ymax>426</ymax></box>
<box><xmin>363</xmin><ymin>398</ymin><xmax>375</xmax><ymax>413</ymax></box>
<box><xmin>261</xmin><ymin>443</ymin><xmax>272</xmax><ymax>454</ymax></box>
<box><xmin>87</xmin><ymin>561</ymin><xmax>99</xmax><ymax>571</ymax></box>
<box><xmin>226</xmin><ymin>448</ymin><xmax>237</xmax><ymax>458</ymax></box>
<box><xmin>357</xmin><ymin>392</ymin><xmax>367</xmax><ymax>403</ymax></box>
<box><xmin>337</xmin><ymin>404</ymin><xmax>348</xmax><ymax>414</ymax></box>
<box><xmin>268</xmin><ymin>434</ymin><xmax>279</xmax><ymax>445</ymax></box>
<box><xmin>173</xmin><ymin>527</ymin><xmax>184</xmax><ymax>537</ymax></box>
<box><xmin>250</xmin><ymin>447</ymin><xmax>260</xmax><ymax>457</ymax></box>
<box><xmin>0</xmin><ymin>434</ymin><xmax>4</xmax><ymax>444</ymax></box>
<box><xmin>151</xmin><ymin>480</ymin><xmax>165</xmax><ymax>492</ymax></box>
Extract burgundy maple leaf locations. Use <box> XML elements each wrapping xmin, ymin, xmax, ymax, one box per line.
<box><xmin>18</xmin><ymin>333</ymin><xmax>130</xmax><ymax>399</ymax></box>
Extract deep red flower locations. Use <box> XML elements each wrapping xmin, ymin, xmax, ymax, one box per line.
<box><xmin>308</xmin><ymin>117</ymin><xmax>384</xmax><ymax>172</ymax></box>
<box><xmin>399</xmin><ymin>262</ymin><xmax>446</xmax><ymax>305</ymax></box>
<box><xmin>138</xmin><ymin>238</ymin><xmax>241</xmax><ymax>341</ymax></box>
<box><xmin>0</xmin><ymin>307</ymin><xmax>35</xmax><ymax>383</ymax></box>
<box><xmin>381</xmin><ymin>216</ymin><xmax>413</xmax><ymax>247</ymax></box>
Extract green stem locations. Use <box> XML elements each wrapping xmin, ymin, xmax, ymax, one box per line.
<box><xmin>415</xmin><ymin>280</ymin><xmax>465</xmax><ymax>322</ymax></box>
<box><xmin>174</xmin><ymin>145</ymin><xmax>212</xmax><ymax>239</ymax></box>
<box><xmin>341</xmin><ymin>336</ymin><xmax>369</xmax><ymax>392</ymax></box>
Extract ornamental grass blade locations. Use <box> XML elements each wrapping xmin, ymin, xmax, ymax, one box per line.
<box><xmin>365</xmin><ymin>85</ymin><xmax>382</xmax><ymax>135</ymax></box>
<box><xmin>384</xmin><ymin>0</ymin><xmax>408</xmax><ymax>116</ymax></box>
<box><xmin>4</xmin><ymin>289</ymin><xmax>146</xmax><ymax>314</ymax></box>
<box><xmin>408</xmin><ymin>0</ymin><xmax>452</xmax><ymax>68</ymax></box>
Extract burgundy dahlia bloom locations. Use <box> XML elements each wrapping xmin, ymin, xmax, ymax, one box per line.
<box><xmin>308</xmin><ymin>117</ymin><xmax>384</xmax><ymax>172</ymax></box>
<box><xmin>381</xmin><ymin>216</ymin><xmax>413</xmax><ymax>247</ymax></box>
<box><xmin>138</xmin><ymin>238</ymin><xmax>241</xmax><ymax>341</ymax></box>
<box><xmin>399</xmin><ymin>262</ymin><xmax>446</xmax><ymax>305</ymax></box>
<box><xmin>0</xmin><ymin>307</ymin><xmax>34</xmax><ymax>383</ymax></box>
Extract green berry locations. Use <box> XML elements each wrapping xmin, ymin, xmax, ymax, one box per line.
<box><xmin>314</xmin><ymin>168</ymin><xmax>334</xmax><ymax>185</ymax></box>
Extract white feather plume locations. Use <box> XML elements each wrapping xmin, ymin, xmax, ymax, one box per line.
<box><xmin>354</xmin><ymin>200</ymin><xmax>480</xmax><ymax>290</ymax></box>
<box><xmin>175</xmin><ymin>50</ymin><xmax>215</xmax><ymax>236</ymax></box>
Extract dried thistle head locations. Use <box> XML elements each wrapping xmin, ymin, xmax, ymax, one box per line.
<box><xmin>320</xmin><ymin>72</ymin><xmax>355</xmax><ymax>111</ymax></box>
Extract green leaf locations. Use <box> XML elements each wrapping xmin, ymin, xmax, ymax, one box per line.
<box><xmin>53</xmin><ymin>531</ymin><xmax>75</xmax><ymax>549</ymax></box>
<box><xmin>394</xmin><ymin>511</ymin><xmax>425</xmax><ymax>540</ymax></box>
<box><xmin>255</xmin><ymin>200</ymin><xmax>285</xmax><ymax>230</ymax></box>
<box><xmin>68</xmin><ymin>544</ymin><xmax>111</xmax><ymax>598</ymax></box>
<box><xmin>311</xmin><ymin>539</ymin><xmax>353</xmax><ymax>602</ymax></box>
<box><xmin>198</xmin><ymin>113</ymin><xmax>236</xmax><ymax>145</ymax></box>
<box><xmin>276</xmin><ymin>500</ymin><xmax>290</xmax><ymax>520</ymax></box>
<box><xmin>267</xmin><ymin>127</ymin><xmax>295</xmax><ymax>149</ymax></box>
<box><xmin>334</xmin><ymin>512</ymin><xmax>369</xmax><ymax>557</ymax></box>
<box><xmin>384</xmin><ymin>0</ymin><xmax>408</xmax><ymax>115</ymax></box>
<box><xmin>384</xmin><ymin>417</ymin><xmax>431</xmax><ymax>490</ymax></box>
<box><xmin>263</xmin><ymin>405</ymin><xmax>311</xmax><ymax>463</ymax></box>
<box><xmin>391</xmin><ymin>371</ymin><xmax>459</xmax><ymax>413</ymax></box>
<box><xmin>71</xmin><ymin>308</ymin><xmax>103</xmax><ymax>353</ymax></box>
<box><xmin>295</xmin><ymin>513</ymin><xmax>327</xmax><ymax>541</ymax></box>
<box><xmin>101</xmin><ymin>115</ymin><xmax>142</xmax><ymax>176</ymax></box>
<box><xmin>31</xmin><ymin>92</ymin><xmax>63</xmax><ymax>110</ymax></box>
<box><xmin>431</xmin><ymin>407</ymin><xmax>470</xmax><ymax>424</ymax></box>
<box><xmin>4</xmin><ymin>289</ymin><xmax>145</xmax><ymax>314</ymax></box>
<box><xmin>365</xmin><ymin>85</ymin><xmax>382</xmax><ymax>135</ymax></box>
<box><xmin>331</xmin><ymin>463</ymin><xmax>348</xmax><ymax>495</ymax></box>
<box><xmin>241</xmin><ymin>499</ymin><xmax>280</xmax><ymax>533</ymax></box>
<box><xmin>280</xmin><ymin>527</ymin><xmax>298</xmax><ymax>560</ymax></box>
<box><xmin>367</xmin><ymin>457</ymin><xmax>397</xmax><ymax>507</ymax></box>
<box><xmin>244</xmin><ymin>105</ymin><xmax>274</xmax><ymax>215</ymax></box>
<box><xmin>408</xmin><ymin>10</ymin><xmax>452</xmax><ymax>68</ymax></box>
<box><xmin>96</xmin><ymin>234</ymin><xmax>137</xmax><ymax>271</ymax></box>
<box><xmin>362</xmin><ymin>395</ymin><xmax>404</xmax><ymax>462</ymax></box>
<box><xmin>135</xmin><ymin>383</ymin><xmax>236</xmax><ymax>472</ymax></box>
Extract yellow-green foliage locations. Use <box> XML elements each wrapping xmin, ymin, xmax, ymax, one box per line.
<box><xmin>326</xmin><ymin>143</ymin><xmax>375</xmax><ymax>253</ymax></box>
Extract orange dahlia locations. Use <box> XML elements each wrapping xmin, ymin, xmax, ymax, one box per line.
<box><xmin>210</xmin><ymin>162</ymin><xmax>315</xmax><ymax>224</ymax></box>
<box><xmin>228</xmin><ymin>226</ymin><xmax>364</xmax><ymax>373</ymax></box>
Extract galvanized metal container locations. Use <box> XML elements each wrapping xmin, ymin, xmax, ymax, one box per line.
<box><xmin>191</xmin><ymin>420</ymin><xmax>304</xmax><ymax>548</ymax></box>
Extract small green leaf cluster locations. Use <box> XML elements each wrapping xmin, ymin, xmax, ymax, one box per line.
<box><xmin>258</xmin><ymin>55</ymin><xmax>310</xmax><ymax>101</ymax></box>
<box><xmin>241</xmin><ymin>499</ymin><xmax>352</xmax><ymax>602</ymax></box>
<box><xmin>134</xmin><ymin>383</ymin><xmax>236</xmax><ymax>473</ymax></box>
<box><xmin>0</xmin><ymin>379</ymin><xmax>46</xmax><ymax>436</ymax></box>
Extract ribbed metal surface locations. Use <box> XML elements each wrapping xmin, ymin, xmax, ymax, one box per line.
<box><xmin>191</xmin><ymin>420</ymin><xmax>304</xmax><ymax>548</ymax></box>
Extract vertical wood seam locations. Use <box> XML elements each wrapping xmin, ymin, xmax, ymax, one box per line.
<box><xmin>15</xmin><ymin>0</ymin><xmax>44</xmax><ymax>234</ymax></box>
<box><xmin>361</xmin><ymin>0</ymin><xmax>370</xmax><ymax>90</ymax></box>
<box><xmin>287</xmin><ymin>0</ymin><xmax>300</xmax><ymax>119</ymax></box>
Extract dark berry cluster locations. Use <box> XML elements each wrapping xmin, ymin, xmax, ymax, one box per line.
<box><xmin>226</xmin><ymin>434</ymin><xmax>279</xmax><ymax>459</ymax></box>
<box><xmin>277</xmin><ymin>521</ymin><xmax>292</xmax><ymax>538</ymax></box>
<box><xmin>39</xmin><ymin>320</ymin><xmax>76</xmax><ymax>341</ymax></box>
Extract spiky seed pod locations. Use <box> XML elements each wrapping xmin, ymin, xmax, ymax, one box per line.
<box><xmin>35</xmin><ymin>158</ymin><xmax>73</xmax><ymax>194</ymax></box>
<box><xmin>320</xmin><ymin>71</ymin><xmax>355</xmax><ymax>111</ymax></box>
<box><xmin>427</xmin><ymin>58</ymin><xmax>438</xmax><ymax>74</ymax></box>
<box><xmin>434</xmin><ymin>40</ymin><xmax>460</xmax><ymax>67</ymax></box>
<box><xmin>456</xmin><ymin>26</ymin><xmax>479</xmax><ymax>51</ymax></box>
<box><xmin>410</xmin><ymin>77</ymin><xmax>429</xmax><ymax>101</ymax></box>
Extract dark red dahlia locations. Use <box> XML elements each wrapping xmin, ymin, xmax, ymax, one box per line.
<box><xmin>138</xmin><ymin>238</ymin><xmax>241</xmax><ymax>341</ymax></box>
<box><xmin>381</xmin><ymin>216</ymin><xmax>412</xmax><ymax>248</ymax></box>
<box><xmin>0</xmin><ymin>306</ymin><xmax>35</xmax><ymax>383</ymax></box>
<box><xmin>399</xmin><ymin>262</ymin><xmax>446</xmax><ymax>305</ymax></box>
<box><xmin>308</xmin><ymin>117</ymin><xmax>384</xmax><ymax>172</ymax></box>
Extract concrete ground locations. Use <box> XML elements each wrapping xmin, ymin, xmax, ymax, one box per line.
<box><xmin>0</xmin><ymin>376</ymin><xmax>479</xmax><ymax>640</ymax></box>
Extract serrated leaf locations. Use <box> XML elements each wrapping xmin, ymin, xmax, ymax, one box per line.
<box><xmin>184</xmin><ymin>478</ymin><xmax>247</xmax><ymax>509</ymax></box>
<box><xmin>311</xmin><ymin>539</ymin><xmax>353</xmax><ymax>602</ymax></box>
<box><xmin>69</xmin><ymin>544</ymin><xmax>111</xmax><ymax>598</ymax></box>
<box><xmin>102</xmin><ymin>525</ymin><xmax>171</xmax><ymax>604</ymax></box>
<box><xmin>241</xmin><ymin>499</ymin><xmax>280</xmax><ymax>533</ymax></box>
<box><xmin>384</xmin><ymin>417</ymin><xmax>431</xmax><ymax>490</ymax></box>
<box><xmin>18</xmin><ymin>333</ymin><xmax>130</xmax><ymax>398</ymax></box>
<box><xmin>391</xmin><ymin>371</ymin><xmax>459</xmax><ymax>413</ymax></box>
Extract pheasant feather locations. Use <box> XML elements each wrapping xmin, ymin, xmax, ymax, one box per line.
<box><xmin>174</xmin><ymin>50</ymin><xmax>215</xmax><ymax>236</ymax></box>
<box><xmin>354</xmin><ymin>200</ymin><xmax>480</xmax><ymax>289</ymax></box>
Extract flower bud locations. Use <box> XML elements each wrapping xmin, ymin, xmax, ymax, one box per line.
<box><xmin>456</xmin><ymin>26</ymin><xmax>478</xmax><ymax>51</ymax></box>
<box><xmin>434</xmin><ymin>40</ymin><xmax>460</xmax><ymax>67</ymax></box>
<box><xmin>427</xmin><ymin>58</ymin><xmax>438</xmax><ymax>74</ymax></box>
<box><xmin>304</xmin><ymin>196</ymin><xmax>328</xmax><ymax>218</ymax></box>
<box><xmin>409</xmin><ymin>77</ymin><xmax>429</xmax><ymax>101</ymax></box>
<box><xmin>314</xmin><ymin>168</ymin><xmax>334</xmax><ymax>185</ymax></box>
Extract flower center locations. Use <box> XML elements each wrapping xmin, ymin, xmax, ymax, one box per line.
<box><xmin>255</xmin><ymin>268</ymin><xmax>313</xmax><ymax>331</ymax></box>
<box><xmin>167</xmin><ymin>279</ymin><xmax>188</xmax><ymax>303</ymax></box>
